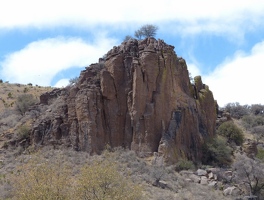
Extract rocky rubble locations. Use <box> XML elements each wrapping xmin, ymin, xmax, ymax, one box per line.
<box><xmin>32</xmin><ymin>37</ymin><xmax>217</xmax><ymax>164</ymax></box>
<box><xmin>180</xmin><ymin>168</ymin><xmax>241</xmax><ymax>197</ymax></box>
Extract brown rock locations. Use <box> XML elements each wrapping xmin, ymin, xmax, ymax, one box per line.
<box><xmin>32</xmin><ymin>38</ymin><xmax>217</xmax><ymax>164</ymax></box>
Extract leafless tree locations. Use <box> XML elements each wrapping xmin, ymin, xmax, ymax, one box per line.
<box><xmin>233</xmin><ymin>155</ymin><xmax>264</xmax><ymax>198</ymax></box>
<box><xmin>123</xmin><ymin>35</ymin><xmax>133</xmax><ymax>42</ymax></box>
<box><xmin>134</xmin><ymin>24</ymin><xmax>158</xmax><ymax>39</ymax></box>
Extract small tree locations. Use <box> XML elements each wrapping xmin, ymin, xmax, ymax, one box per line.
<box><xmin>123</xmin><ymin>35</ymin><xmax>133</xmax><ymax>42</ymax></box>
<box><xmin>134</xmin><ymin>24</ymin><xmax>158</xmax><ymax>39</ymax></box>
<box><xmin>233</xmin><ymin>155</ymin><xmax>264</xmax><ymax>198</ymax></box>
<box><xmin>75</xmin><ymin>160</ymin><xmax>142</xmax><ymax>200</ymax></box>
<box><xmin>69</xmin><ymin>77</ymin><xmax>79</xmax><ymax>85</ymax></box>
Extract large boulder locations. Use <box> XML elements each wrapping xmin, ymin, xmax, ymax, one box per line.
<box><xmin>33</xmin><ymin>37</ymin><xmax>217</xmax><ymax>164</ymax></box>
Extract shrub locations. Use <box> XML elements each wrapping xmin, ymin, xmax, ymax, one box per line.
<box><xmin>256</xmin><ymin>148</ymin><xmax>264</xmax><ymax>161</ymax></box>
<box><xmin>202</xmin><ymin>136</ymin><xmax>232</xmax><ymax>167</ymax></box>
<box><xmin>16</xmin><ymin>94</ymin><xmax>37</xmax><ymax>115</ymax></box>
<box><xmin>11</xmin><ymin>157</ymin><xmax>73</xmax><ymax>200</ymax></box>
<box><xmin>74</xmin><ymin>160</ymin><xmax>142</xmax><ymax>200</ymax></box>
<box><xmin>217</xmin><ymin>121</ymin><xmax>244</xmax><ymax>145</ymax></box>
<box><xmin>11</xmin><ymin>154</ymin><xmax>142</xmax><ymax>200</ymax></box>
<box><xmin>0</xmin><ymin>79</ymin><xmax>3</xmax><ymax>83</ymax></box>
<box><xmin>23</xmin><ymin>87</ymin><xmax>29</xmax><ymax>93</ymax></box>
<box><xmin>7</xmin><ymin>92</ymin><xmax>13</xmax><ymax>99</ymax></box>
<box><xmin>175</xmin><ymin>159</ymin><xmax>195</xmax><ymax>172</ymax></box>
<box><xmin>69</xmin><ymin>77</ymin><xmax>79</xmax><ymax>85</ymax></box>
<box><xmin>17</xmin><ymin>124</ymin><xmax>31</xmax><ymax>140</ymax></box>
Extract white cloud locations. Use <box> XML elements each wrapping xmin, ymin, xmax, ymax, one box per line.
<box><xmin>1</xmin><ymin>0</ymin><xmax>264</xmax><ymax>37</ymax></box>
<box><xmin>187</xmin><ymin>63</ymin><xmax>201</xmax><ymax>78</ymax></box>
<box><xmin>54</xmin><ymin>79</ymin><xmax>69</xmax><ymax>88</ymax></box>
<box><xmin>203</xmin><ymin>41</ymin><xmax>264</xmax><ymax>107</ymax></box>
<box><xmin>0</xmin><ymin>35</ymin><xmax>116</xmax><ymax>86</ymax></box>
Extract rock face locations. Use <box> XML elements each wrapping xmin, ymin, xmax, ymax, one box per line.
<box><xmin>33</xmin><ymin>37</ymin><xmax>217</xmax><ymax>163</ymax></box>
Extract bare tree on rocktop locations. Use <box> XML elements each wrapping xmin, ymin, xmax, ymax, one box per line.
<box><xmin>134</xmin><ymin>24</ymin><xmax>158</xmax><ymax>39</ymax></box>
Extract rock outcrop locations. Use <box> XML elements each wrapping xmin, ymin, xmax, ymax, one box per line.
<box><xmin>32</xmin><ymin>37</ymin><xmax>217</xmax><ymax>163</ymax></box>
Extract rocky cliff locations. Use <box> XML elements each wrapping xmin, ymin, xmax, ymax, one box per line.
<box><xmin>33</xmin><ymin>37</ymin><xmax>217</xmax><ymax>163</ymax></box>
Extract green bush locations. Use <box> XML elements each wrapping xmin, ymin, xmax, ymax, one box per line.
<box><xmin>175</xmin><ymin>159</ymin><xmax>195</xmax><ymax>172</ymax></box>
<box><xmin>217</xmin><ymin>121</ymin><xmax>244</xmax><ymax>145</ymax></box>
<box><xmin>16</xmin><ymin>94</ymin><xmax>37</xmax><ymax>115</ymax></box>
<box><xmin>17</xmin><ymin>125</ymin><xmax>31</xmax><ymax>140</ymax></box>
<box><xmin>256</xmin><ymin>148</ymin><xmax>264</xmax><ymax>162</ymax></box>
<box><xmin>202</xmin><ymin>136</ymin><xmax>232</xmax><ymax>167</ymax></box>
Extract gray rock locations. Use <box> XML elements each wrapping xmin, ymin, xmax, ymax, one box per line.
<box><xmin>208</xmin><ymin>181</ymin><xmax>217</xmax><ymax>188</ymax></box>
<box><xmin>223</xmin><ymin>186</ymin><xmax>240</xmax><ymax>196</ymax></box>
<box><xmin>208</xmin><ymin>172</ymin><xmax>214</xmax><ymax>179</ymax></box>
<box><xmin>197</xmin><ymin>169</ymin><xmax>207</xmax><ymax>176</ymax></box>
<box><xmin>200</xmin><ymin>176</ymin><xmax>208</xmax><ymax>185</ymax></box>
<box><xmin>224</xmin><ymin>171</ymin><xmax>232</xmax><ymax>177</ymax></box>
<box><xmin>189</xmin><ymin>174</ymin><xmax>201</xmax><ymax>183</ymax></box>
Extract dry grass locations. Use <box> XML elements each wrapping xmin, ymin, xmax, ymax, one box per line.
<box><xmin>0</xmin><ymin>146</ymin><xmax>234</xmax><ymax>200</ymax></box>
<box><xmin>0</xmin><ymin>82</ymin><xmax>53</xmax><ymax>112</ymax></box>
<box><xmin>0</xmin><ymin>83</ymin><xmax>53</xmax><ymax>149</ymax></box>
<box><xmin>233</xmin><ymin>119</ymin><xmax>255</xmax><ymax>140</ymax></box>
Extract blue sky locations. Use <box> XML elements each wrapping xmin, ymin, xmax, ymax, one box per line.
<box><xmin>0</xmin><ymin>0</ymin><xmax>264</xmax><ymax>107</ymax></box>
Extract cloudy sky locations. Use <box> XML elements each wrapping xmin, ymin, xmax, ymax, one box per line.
<box><xmin>0</xmin><ymin>0</ymin><xmax>264</xmax><ymax>107</ymax></box>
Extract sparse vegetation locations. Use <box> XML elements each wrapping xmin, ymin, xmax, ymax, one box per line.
<box><xmin>16</xmin><ymin>94</ymin><xmax>37</xmax><ymax>115</ymax></box>
<box><xmin>11</xmin><ymin>155</ymin><xmax>73</xmax><ymax>200</ymax></box>
<box><xmin>10</xmin><ymin>149</ymin><xmax>142</xmax><ymax>200</ymax></box>
<box><xmin>225</xmin><ymin>102</ymin><xmax>249</xmax><ymax>119</ymax></box>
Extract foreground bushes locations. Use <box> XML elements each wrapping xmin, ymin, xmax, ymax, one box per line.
<box><xmin>11</xmin><ymin>153</ymin><xmax>142</xmax><ymax>200</ymax></box>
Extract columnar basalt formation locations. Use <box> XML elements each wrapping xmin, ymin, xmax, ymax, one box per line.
<box><xmin>33</xmin><ymin>37</ymin><xmax>217</xmax><ymax>163</ymax></box>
